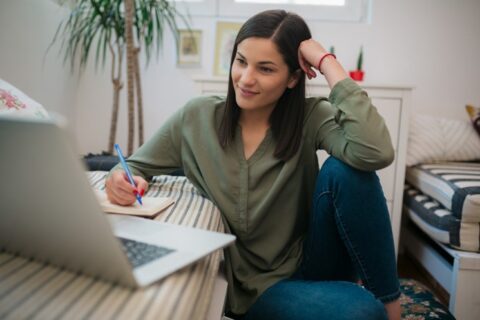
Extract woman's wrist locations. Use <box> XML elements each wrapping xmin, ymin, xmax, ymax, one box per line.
<box><xmin>320</xmin><ymin>57</ymin><xmax>349</xmax><ymax>89</ymax></box>
<box><xmin>317</xmin><ymin>53</ymin><xmax>336</xmax><ymax>75</ymax></box>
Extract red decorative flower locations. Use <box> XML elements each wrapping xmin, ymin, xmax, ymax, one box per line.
<box><xmin>0</xmin><ymin>89</ymin><xmax>26</xmax><ymax>110</ymax></box>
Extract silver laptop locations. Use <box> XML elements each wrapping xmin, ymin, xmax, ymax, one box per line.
<box><xmin>0</xmin><ymin>116</ymin><xmax>235</xmax><ymax>287</ymax></box>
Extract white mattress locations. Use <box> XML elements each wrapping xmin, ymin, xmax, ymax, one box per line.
<box><xmin>404</xmin><ymin>162</ymin><xmax>480</xmax><ymax>252</ymax></box>
<box><xmin>405</xmin><ymin>162</ymin><xmax>480</xmax><ymax>222</ymax></box>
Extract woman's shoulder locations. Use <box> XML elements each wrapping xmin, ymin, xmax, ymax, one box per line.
<box><xmin>183</xmin><ymin>96</ymin><xmax>226</xmax><ymax>112</ymax></box>
<box><xmin>181</xmin><ymin>96</ymin><xmax>226</xmax><ymax>123</ymax></box>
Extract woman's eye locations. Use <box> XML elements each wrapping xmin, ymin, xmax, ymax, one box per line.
<box><xmin>260</xmin><ymin>67</ymin><xmax>274</xmax><ymax>73</ymax></box>
<box><xmin>236</xmin><ymin>58</ymin><xmax>246</xmax><ymax>65</ymax></box>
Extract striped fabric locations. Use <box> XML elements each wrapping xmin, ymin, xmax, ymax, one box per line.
<box><xmin>404</xmin><ymin>162</ymin><xmax>480</xmax><ymax>252</ymax></box>
<box><xmin>0</xmin><ymin>172</ymin><xmax>225</xmax><ymax>320</ymax></box>
<box><xmin>405</xmin><ymin>162</ymin><xmax>480</xmax><ymax>222</ymax></box>
<box><xmin>403</xmin><ymin>184</ymin><xmax>480</xmax><ymax>252</ymax></box>
<box><xmin>406</xmin><ymin>115</ymin><xmax>480</xmax><ymax>166</ymax></box>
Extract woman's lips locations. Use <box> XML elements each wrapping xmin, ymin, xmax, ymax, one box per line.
<box><xmin>239</xmin><ymin>87</ymin><xmax>259</xmax><ymax>97</ymax></box>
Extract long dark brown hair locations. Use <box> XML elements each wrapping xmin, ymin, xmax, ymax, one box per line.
<box><xmin>218</xmin><ymin>10</ymin><xmax>311</xmax><ymax>161</ymax></box>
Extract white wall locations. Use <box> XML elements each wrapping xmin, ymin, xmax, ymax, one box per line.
<box><xmin>0</xmin><ymin>0</ymin><xmax>77</xmax><ymax>122</ymax></box>
<box><xmin>1</xmin><ymin>0</ymin><xmax>480</xmax><ymax>154</ymax></box>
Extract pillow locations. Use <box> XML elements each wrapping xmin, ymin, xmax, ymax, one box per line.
<box><xmin>466</xmin><ymin>104</ymin><xmax>480</xmax><ymax>137</ymax></box>
<box><xmin>0</xmin><ymin>78</ymin><xmax>49</xmax><ymax>119</ymax></box>
<box><xmin>407</xmin><ymin>114</ymin><xmax>480</xmax><ymax>166</ymax></box>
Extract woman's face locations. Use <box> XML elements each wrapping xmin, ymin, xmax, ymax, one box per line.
<box><xmin>231</xmin><ymin>37</ymin><xmax>299</xmax><ymax>114</ymax></box>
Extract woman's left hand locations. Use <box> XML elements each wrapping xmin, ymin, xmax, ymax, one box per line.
<box><xmin>298</xmin><ymin>39</ymin><xmax>328</xmax><ymax>80</ymax></box>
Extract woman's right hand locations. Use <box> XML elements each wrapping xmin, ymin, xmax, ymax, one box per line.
<box><xmin>298</xmin><ymin>38</ymin><xmax>328</xmax><ymax>79</ymax></box>
<box><xmin>105</xmin><ymin>170</ymin><xmax>149</xmax><ymax>206</ymax></box>
<box><xmin>298</xmin><ymin>38</ymin><xmax>348</xmax><ymax>88</ymax></box>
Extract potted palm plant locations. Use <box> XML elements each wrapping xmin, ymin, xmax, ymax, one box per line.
<box><xmin>349</xmin><ymin>46</ymin><xmax>364</xmax><ymax>81</ymax></box>
<box><xmin>52</xmin><ymin>0</ymin><xmax>188</xmax><ymax>157</ymax></box>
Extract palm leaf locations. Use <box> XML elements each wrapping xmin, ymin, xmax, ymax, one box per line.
<box><xmin>51</xmin><ymin>0</ymin><xmax>189</xmax><ymax>71</ymax></box>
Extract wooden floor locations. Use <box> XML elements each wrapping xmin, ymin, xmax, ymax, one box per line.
<box><xmin>397</xmin><ymin>252</ymin><xmax>450</xmax><ymax>307</ymax></box>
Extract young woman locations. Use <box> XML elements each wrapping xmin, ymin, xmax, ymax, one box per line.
<box><xmin>106</xmin><ymin>10</ymin><xmax>401</xmax><ymax>320</ymax></box>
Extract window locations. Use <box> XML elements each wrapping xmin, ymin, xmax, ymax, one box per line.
<box><xmin>218</xmin><ymin>0</ymin><xmax>368</xmax><ymax>21</ymax></box>
<box><xmin>171</xmin><ymin>0</ymin><xmax>370</xmax><ymax>22</ymax></box>
<box><xmin>235</xmin><ymin>0</ymin><xmax>345</xmax><ymax>5</ymax></box>
<box><xmin>170</xmin><ymin>0</ymin><xmax>217</xmax><ymax>17</ymax></box>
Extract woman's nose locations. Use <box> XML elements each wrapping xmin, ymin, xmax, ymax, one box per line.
<box><xmin>240</xmin><ymin>67</ymin><xmax>256</xmax><ymax>86</ymax></box>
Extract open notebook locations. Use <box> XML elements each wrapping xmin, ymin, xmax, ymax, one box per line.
<box><xmin>95</xmin><ymin>190</ymin><xmax>175</xmax><ymax>218</ymax></box>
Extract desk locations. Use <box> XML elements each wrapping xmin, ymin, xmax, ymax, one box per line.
<box><xmin>0</xmin><ymin>172</ymin><xmax>226</xmax><ymax>320</ymax></box>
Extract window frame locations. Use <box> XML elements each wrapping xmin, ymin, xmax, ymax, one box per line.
<box><xmin>171</xmin><ymin>0</ymin><xmax>218</xmax><ymax>17</ymax></box>
<box><xmin>172</xmin><ymin>0</ymin><xmax>371</xmax><ymax>22</ymax></box>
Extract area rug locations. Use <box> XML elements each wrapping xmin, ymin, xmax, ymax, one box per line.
<box><xmin>400</xmin><ymin>278</ymin><xmax>455</xmax><ymax>319</ymax></box>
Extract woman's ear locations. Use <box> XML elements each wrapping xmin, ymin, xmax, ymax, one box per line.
<box><xmin>287</xmin><ymin>69</ymin><xmax>302</xmax><ymax>89</ymax></box>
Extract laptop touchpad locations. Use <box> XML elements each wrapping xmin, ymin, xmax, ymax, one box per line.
<box><xmin>108</xmin><ymin>214</ymin><xmax>170</xmax><ymax>237</ymax></box>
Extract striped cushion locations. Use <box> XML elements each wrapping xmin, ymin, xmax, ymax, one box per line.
<box><xmin>403</xmin><ymin>184</ymin><xmax>480</xmax><ymax>252</ymax></box>
<box><xmin>405</xmin><ymin>162</ymin><xmax>480</xmax><ymax>222</ymax></box>
<box><xmin>407</xmin><ymin>115</ymin><xmax>480</xmax><ymax>166</ymax></box>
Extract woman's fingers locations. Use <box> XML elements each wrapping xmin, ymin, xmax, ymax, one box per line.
<box><xmin>298</xmin><ymin>38</ymin><xmax>328</xmax><ymax>79</ymax></box>
<box><xmin>133</xmin><ymin>176</ymin><xmax>149</xmax><ymax>196</ymax></box>
<box><xmin>105</xmin><ymin>171</ymin><xmax>137</xmax><ymax>205</ymax></box>
<box><xmin>298</xmin><ymin>50</ymin><xmax>309</xmax><ymax>73</ymax></box>
<box><xmin>298</xmin><ymin>48</ymin><xmax>317</xmax><ymax>80</ymax></box>
<box><xmin>118</xmin><ymin>172</ymin><xmax>138</xmax><ymax>197</ymax></box>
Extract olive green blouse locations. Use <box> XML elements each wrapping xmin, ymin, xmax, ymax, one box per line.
<box><xmin>113</xmin><ymin>78</ymin><xmax>394</xmax><ymax>314</ymax></box>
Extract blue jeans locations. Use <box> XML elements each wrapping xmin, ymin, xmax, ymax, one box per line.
<box><xmin>243</xmin><ymin>157</ymin><xmax>400</xmax><ymax>320</ymax></box>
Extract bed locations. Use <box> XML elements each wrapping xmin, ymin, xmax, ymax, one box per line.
<box><xmin>401</xmin><ymin>113</ymin><xmax>480</xmax><ymax>319</ymax></box>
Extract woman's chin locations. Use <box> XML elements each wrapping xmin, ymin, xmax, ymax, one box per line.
<box><xmin>235</xmin><ymin>97</ymin><xmax>257</xmax><ymax>110</ymax></box>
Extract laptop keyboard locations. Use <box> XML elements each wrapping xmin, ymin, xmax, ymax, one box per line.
<box><xmin>118</xmin><ymin>237</ymin><xmax>175</xmax><ymax>268</ymax></box>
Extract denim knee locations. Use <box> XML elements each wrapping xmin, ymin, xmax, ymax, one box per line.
<box><xmin>339</xmin><ymin>285</ymin><xmax>388</xmax><ymax>320</ymax></box>
<box><xmin>319</xmin><ymin>156</ymin><xmax>375</xmax><ymax>182</ymax></box>
<box><xmin>244</xmin><ymin>280</ymin><xmax>387</xmax><ymax>320</ymax></box>
<box><xmin>315</xmin><ymin>156</ymin><xmax>380</xmax><ymax>197</ymax></box>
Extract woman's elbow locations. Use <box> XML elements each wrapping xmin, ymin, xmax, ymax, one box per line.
<box><xmin>372</xmin><ymin>145</ymin><xmax>395</xmax><ymax>170</ymax></box>
<box><xmin>353</xmin><ymin>144</ymin><xmax>395</xmax><ymax>171</ymax></box>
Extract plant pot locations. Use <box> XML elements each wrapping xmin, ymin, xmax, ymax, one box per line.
<box><xmin>349</xmin><ymin>70</ymin><xmax>364</xmax><ymax>81</ymax></box>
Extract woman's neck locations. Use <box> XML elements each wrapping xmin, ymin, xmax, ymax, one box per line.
<box><xmin>239</xmin><ymin>107</ymin><xmax>273</xmax><ymax>131</ymax></box>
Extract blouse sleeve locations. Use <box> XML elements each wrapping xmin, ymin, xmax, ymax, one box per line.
<box><xmin>110</xmin><ymin>104</ymin><xmax>184</xmax><ymax>180</ymax></box>
<box><xmin>310</xmin><ymin>78</ymin><xmax>395</xmax><ymax>171</ymax></box>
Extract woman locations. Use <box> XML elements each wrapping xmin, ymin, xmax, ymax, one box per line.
<box><xmin>106</xmin><ymin>10</ymin><xmax>400</xmax><ymax>320</ymax></box>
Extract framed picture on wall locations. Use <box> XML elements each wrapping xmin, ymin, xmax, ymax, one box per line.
<box><xmin>177</xmin><ymin>29</ymin><xmax>202</xmax><ymax>67</ymax></box>
<box><xmin>213</xmin><ymin>22</ymin><xmax>243</xmax><ymax>76</ymax></box>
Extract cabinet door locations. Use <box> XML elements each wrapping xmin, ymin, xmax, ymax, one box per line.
<box><xmin>371</xmin><ymin>98</ymin><xmax>401</xmax><ymax>207</ymax></box>
<box><xmin>372</xmin><ymin>98</ymin><xmax>401</xmax><ymax>148</ymax></box>
<box><xmin>377</xmin><ymin>163</ymin><xmax>396</xmax><ymax>204</ymax></box>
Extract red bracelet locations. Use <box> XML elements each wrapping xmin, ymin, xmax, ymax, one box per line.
<box><xmin>317</xmin><ymin>53</ymin><xmax>336</xmax><ymax>75</ymax></box>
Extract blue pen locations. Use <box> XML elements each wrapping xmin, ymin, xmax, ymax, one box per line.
<box><xmin>114</xmin><ymin>144</ymin><xmax>143</xmax><ymax>205</ymax></box>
